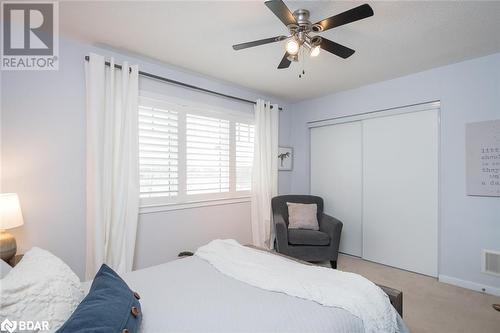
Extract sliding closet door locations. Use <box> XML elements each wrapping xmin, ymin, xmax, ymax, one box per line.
<box><xmin>310</xmin><ymin>122</ymin><xmax>363</xmax><ymax>256</ymax></box>
<box><xmin>362</xmin><ymin>110</ymin><xmax>439</xmax><ymax>276</ymax></box>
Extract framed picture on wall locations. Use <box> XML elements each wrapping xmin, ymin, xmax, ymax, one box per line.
<box><xmin>466</xmin><ymin>119</ymin><xmax>500</xmax><ymax>197</ymax></box>
<box><xmin>278</xmin><ymin>147</ymin><xmax>293</xmax><ymax>171</ymax></box>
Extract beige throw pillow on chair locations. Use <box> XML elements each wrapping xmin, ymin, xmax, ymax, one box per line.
<box><xmin>286</xmin><ymin>202</ymin><xmax>319</xmax><ymax>230</ymax></box>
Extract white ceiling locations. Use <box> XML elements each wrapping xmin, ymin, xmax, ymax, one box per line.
<box><xmin>60</xmin><ymin>1</ymin><xmax>500</xmax><ymax>102</ymax></box>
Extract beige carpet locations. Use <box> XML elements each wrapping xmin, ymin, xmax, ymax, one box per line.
<box><xmin>332</xmin><ymin>254</ymin><xmax>500</xmax><ymax>333</ymax></box>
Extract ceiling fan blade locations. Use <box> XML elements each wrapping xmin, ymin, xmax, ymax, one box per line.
<box><xmin>265</xmin><ymin>0</ymin><xmax>296</xmax><ymax>27</ymax></box>
<box><xmin>233</xmin><ymin>36</ymin><xmax>287</xmax><ymax>50</ymax></box>
<box><xmin>313</xmin><ymin>4</ymin><xmax>373</xmax><ymax>32</ymax></box>
<box><xmin>277</xmin><ymin>53</ymin><xmax>291</xmax><ymax>69</ymax></box>
<box><xmin>320</xmin><ymin>38</ymin><xmax>355</xmax><ymax>59</ymax></box>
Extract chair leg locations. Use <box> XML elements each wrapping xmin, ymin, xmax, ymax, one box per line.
<box><xmin>330</xmin><ymin>260</ymin><xmax>337</xmax><ymax>269</ymax></box>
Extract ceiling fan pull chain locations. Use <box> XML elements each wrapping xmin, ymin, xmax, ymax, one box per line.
<box><xmin>299</xmin><ymin>48</ymin><xmax>306</xmax><ymax>79</ymax></box>
<box><xmin>303</xmin><ymin>48</ymin><xmax>307</xmax><ymax>78</ymax></box>
<box><xmin>298</xmin><ymin>48</ymin><xmax>303</xmax><ymax>78</ymax></box>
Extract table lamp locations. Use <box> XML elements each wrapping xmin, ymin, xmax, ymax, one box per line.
<box><xmin>0</xmin><ymin>193</ymin><xmax>24</xmax><ymax>261</ymax></box>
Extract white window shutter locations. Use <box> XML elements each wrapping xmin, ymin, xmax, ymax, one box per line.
<box><xmin>235</xmin><ymin>122</ymin><xmax>255</xmax><ymax>191</ymax></box>
<box><xmin>186</xmin><ymin>114</ymin><xmax>230</xmax><ymax>194</ymax></box>
<box><xmin>138</xmin><ymin>105</ymin><xmax>179</xmax><ymax>198</ymax></box>
<box><xmin>138</xmin><ymin>96</ymin><xmax>254</xmax><ymax>205</ymax></box>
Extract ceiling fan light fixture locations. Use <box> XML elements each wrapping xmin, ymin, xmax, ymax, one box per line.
<box><xmin>285</xmin><ymin>38</ymin><xmax>299</xmax><ymax>55</ymax></box>
<box><xmin>310</xmin><ymin>45</ymin><xmax>320</xmax><ymax>57</ymax></box>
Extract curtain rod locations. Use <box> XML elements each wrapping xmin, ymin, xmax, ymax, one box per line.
<box><xmin>84</xmin><ymin>56</ymin><xmax>282</xmax><ymax>111</ymax></box>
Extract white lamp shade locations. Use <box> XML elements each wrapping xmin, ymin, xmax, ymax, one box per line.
<box><xmin>0</xmin><ymin>193</ymin><xmax>24</xmax><ymax>230</ymax></box>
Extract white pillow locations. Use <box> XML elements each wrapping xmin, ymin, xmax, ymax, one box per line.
<box><xmin>0</xmin><ymin>259</ymin><xmax>12</xmax><ymax>278</ymax></box>
<box><xmin>0</xmin><ymin>247</ymin><xmax>84</xmax><ymax>332</ymax></box>
<box><xmin>287</xmin><ymin>202</ymin><xmax>319</xmax><ymax>230</ymax></box>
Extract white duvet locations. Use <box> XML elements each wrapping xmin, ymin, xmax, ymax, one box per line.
<box><xmin>195</xmin><ymin>239</ymin><xmax>399</xmax><ymax>333</ymax></box>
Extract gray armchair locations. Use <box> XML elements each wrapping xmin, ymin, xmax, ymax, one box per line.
<box><xmin>272</xmin><ymin>195</ymin><xmax>343</xmax><ymax>269</ymax></box>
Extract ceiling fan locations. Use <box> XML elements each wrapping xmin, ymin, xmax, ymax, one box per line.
<box><xmin>232</xmin><ymin>0</ymin><xmax>374</xmax><ymax>69</ymax></box>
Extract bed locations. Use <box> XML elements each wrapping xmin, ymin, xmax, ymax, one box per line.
<box><xmin>82</xmin><ymin>244</ymin><xmax>409</xmax><ymax>333</ymax></box>
<box><xmin>2</xmin><ymin>241</ymin><xmax>409</xmax><ymax>333</ymax></box>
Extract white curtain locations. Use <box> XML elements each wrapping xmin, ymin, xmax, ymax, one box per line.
<box><xmin>251</xmin><ymin>99</ymin><xmax>279</xmax><ymax>249</ymax></box>
<box><xmin>85</xmin><ymin>53</ymin><xmax>140</xmax><ymax>279</ymax></box>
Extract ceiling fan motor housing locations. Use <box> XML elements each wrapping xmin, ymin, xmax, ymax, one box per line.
<box><xmin>291</xmin><ymin>9</ymin><xmax>323</xmax><ymax>34</ymax></box>
<box><xmin>290</xmin><ymin>9</ymin><xmax>312</xmax><ymax>35</ymax></box>
<box><xmin>289</xmin><ymin>9</ymin><xmax>321</xmax><ymax>48</ymax></box>
<box><xmin>293</xmin><ymin>9</ymin><xmax>310</xmax><ymax>25</ymax></box>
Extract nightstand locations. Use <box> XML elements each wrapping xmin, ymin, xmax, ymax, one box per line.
<box><xmin>7</xmin><ymin>254</ymin><xmax>23</xmax><ymax>267</ymax></box>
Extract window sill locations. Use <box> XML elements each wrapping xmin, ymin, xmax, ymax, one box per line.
<box><xmin>139</xmin><ymin>196</ymin><xmax>251</xmax><ymax>214</ymax></box>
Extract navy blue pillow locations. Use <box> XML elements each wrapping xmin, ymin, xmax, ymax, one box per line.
<box><xmin>57</xmin><ymin>264</ymin><xmax>142</xmax><ymax>333</ymax></box>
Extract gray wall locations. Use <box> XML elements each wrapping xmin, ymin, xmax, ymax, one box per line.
<box><xmin>1</xmin><ymin>37</ymin><xmax>290</xmax><ymax>278</ymax></box>
<box><xmin>288</xmin><ymin>53</ymin><xmax>500</xmax><ymax>291</ymax></box>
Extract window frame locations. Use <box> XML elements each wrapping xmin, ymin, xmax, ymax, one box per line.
<box><xmin>138</xmin><ymin>92</ymin><xmax>254</xmax><ymax>211</ymax></box>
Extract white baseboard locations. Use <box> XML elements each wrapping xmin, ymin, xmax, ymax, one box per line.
<box><xmin>438</xmin><ymin>275</ymin><xmax>500</xmax><ymax>297</ymax></box>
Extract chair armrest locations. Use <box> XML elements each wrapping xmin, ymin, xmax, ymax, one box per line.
<box><xmin>319</xmin><ymin>214</ymin><xmax>343</xmax><ymax>253</ymax></box>
<box><xmin>273</xmin><ymin>213</ymin><xmax>289</xmax><ymax>252</ymax></box>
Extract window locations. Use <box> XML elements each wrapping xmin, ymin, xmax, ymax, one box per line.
<box><xmin>235</xmin><ymin>122</ymin><xmax>254</xmax><ymax>191</ymax></box>
<box><xmin>138</xmin><ymin>96</ymin><xmax>254</xmax><ymax>206</ymax></box>
<box><xmin>138</xmin><ymin>105</ymin><xmax>178</xmax><ymax>198</ymax></box>
<box><xmin>186</xmin><ymin>114</ymin><xmax>230</xmax><ymax>195</ymax></box>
